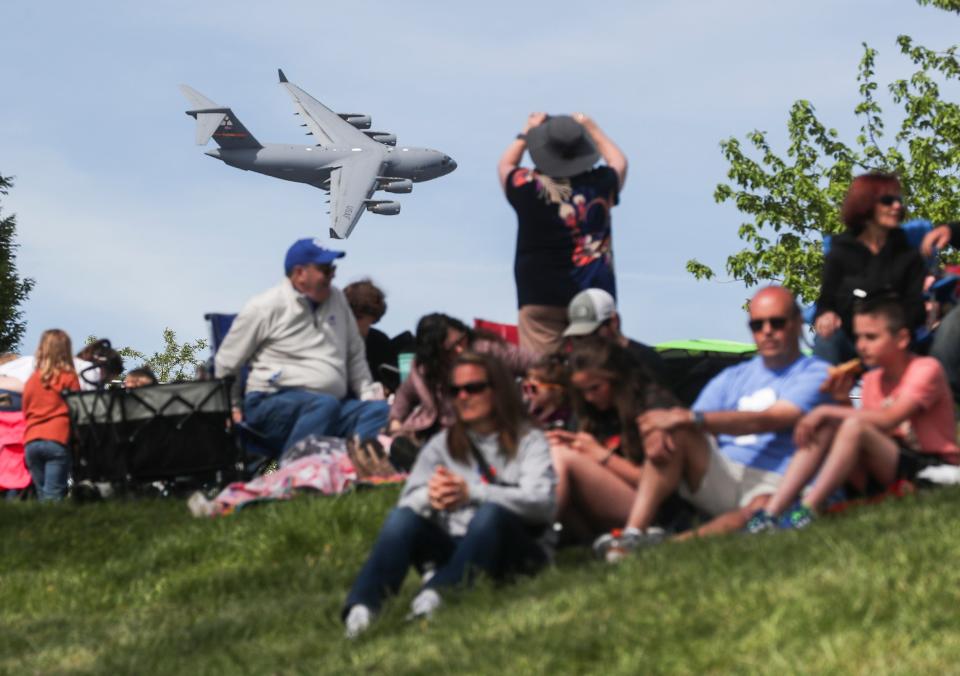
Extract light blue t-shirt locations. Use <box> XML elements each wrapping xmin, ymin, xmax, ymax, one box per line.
<box><xmin>692</xmin><ymin>354</ymin><xmax>831</xmax><ymax>474</ymax></box>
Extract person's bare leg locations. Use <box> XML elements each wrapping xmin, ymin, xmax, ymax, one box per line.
<box><xmin>553</xmin><ymin>447</ymin><xmax>637</xmax><ymax>533</ymax></box>
<box><xmin>673</xmin><ymin>494</ymin><xmax>770</xmax><ymax>542</ymax></box>
<box><xmin>551</xmin><ymin>446</ymin><xmax>573</xmax><ymax>516</ymax></box>
<box><xmin>764</xmin><ymin>421</ymin><xmax>839</xmax><ymax>517</ymax></box>
<box><xmin>625</xmin><ymin>429</ymin><xmax>711</xmax><ymax>531</ymax></box>
<box><xmin>802</xmin><ymin>418</ymin><xmax>899</xmax><ymax>509</ymax></box>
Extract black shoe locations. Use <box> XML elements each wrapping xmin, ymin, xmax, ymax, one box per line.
<box><xmin>389</xmin><ymin>436</ymin><xmax>420</xmax><ymax>473</ymax></box>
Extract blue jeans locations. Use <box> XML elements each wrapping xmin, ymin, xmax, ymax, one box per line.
<box><xmin>244</xmin><ymin>389</ymin><xmax>389</xmax><ymax>456</ymax></box>
<box><xmin>344</xmin><ymin>504</ymin><xmax>547</xmax><ymax>615</ymax></box>
<box><xmin>812</xmin><ymin>330</ymin><xmax>857</xmax><ymax>365</ymax></box>
<box><xmin>25</xmin><ymin>440</ymin><xmax>71</xmax><ymax>501</ymax></box>
<box><xmin>931</xmin><ymin>305</ymin><xmax>960</xmax><ymax>401</ymax></box>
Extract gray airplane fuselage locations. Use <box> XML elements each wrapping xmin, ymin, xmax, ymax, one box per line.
<box><xmin>205</xmin><ymin>143</ymin><xmax>455</xmax><ymax>186</ymax></box>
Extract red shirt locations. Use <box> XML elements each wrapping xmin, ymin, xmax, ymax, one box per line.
<box><xmin>23</xmin><ymin>369</ymin><xmax>80</xmax><ymax>446</ymax></box>
<box><xmin>861</xmin><ymin>355</ymin><xmax>960</xmax><ymax>461</ymax></box>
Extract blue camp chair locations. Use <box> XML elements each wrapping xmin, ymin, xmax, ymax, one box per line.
<box><xmin>204</xmin><ymin>313</ymin><xmax>278</xmax><ymax>465</ymax></box>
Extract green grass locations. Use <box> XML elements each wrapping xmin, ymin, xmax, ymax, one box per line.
<box><xmin>3</xmin><ymin>486</ymin><xmax>960</xmax><ymax>675</ymax></box>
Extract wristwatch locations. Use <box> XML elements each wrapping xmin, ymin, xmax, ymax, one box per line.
<box><xmin>516</xmin><ymin>133</ymin><xmax>526</xmax><ymax>141</ymax></box>
<box><xmin>691</xmin><ymin>411</ymin><xmax>706</xmax><ymax>429</ymax></box>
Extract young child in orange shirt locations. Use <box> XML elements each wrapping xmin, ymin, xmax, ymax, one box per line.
<box><xmin>23</xmin><ymin>330</ymin><xmax>81</xmax><ymax>501</ymax></box>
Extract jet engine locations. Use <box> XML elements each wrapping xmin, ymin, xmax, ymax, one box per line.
<box><xmin>338</xmin><ymin>113</ymin><xmax>372</xmax><ymax>129</ymax></box>
<box><xmin>365</xmin><ymin>200</ymin><xmax>401</xmax><ymax>215</ymax></box>
<box><xmin>363</xmin><ymin>131</ymin><xmax>397</xmax><ymax>146</ymax></box>
<box><xmin>377</xmin><ymin>178</ymin><xmax>413</xmax><ymax>194</ymax></box>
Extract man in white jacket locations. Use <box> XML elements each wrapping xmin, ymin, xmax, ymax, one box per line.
<box><xmin>215</xmin><ymin>238</ymin><xmax>389</xmax><ymax>455</ymax></box>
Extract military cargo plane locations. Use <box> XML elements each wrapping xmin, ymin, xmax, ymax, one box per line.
<box><xmin>181</xmin><ymin>69</ymin><xmax>456</xmax><ymax>239</ymax></box>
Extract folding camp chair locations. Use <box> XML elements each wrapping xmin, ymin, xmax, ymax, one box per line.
<box><xmin>204</xmin><ymin>312</ymin><xmax>278</xmax><ymax>464</ymax></box>
<box><xmin>65</xmin><ymin>380</ymin><xmax>242</xmax><ymax>492</ymax></box>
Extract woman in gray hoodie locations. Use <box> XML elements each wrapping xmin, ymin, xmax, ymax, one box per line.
<box><xmin>343</xmin><ymin>351</ymin><xmax>556</xmax><ymax>638</ymax></box>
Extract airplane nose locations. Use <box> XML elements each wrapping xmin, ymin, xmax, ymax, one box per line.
<box><xmin>445</xmin><ymin>156</ymin><xmax>457</xmax><ymax>173</ymax></box>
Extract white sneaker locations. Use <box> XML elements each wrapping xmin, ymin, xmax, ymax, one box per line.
<box><xmin>408</xmin><ymin>588</ymin><xmax>442</xmax><ymax>620</ymax></box>
<box><xmin>606</xmin><ymin>527</ymin><xmax>666</xmax><ymax>564</ymax></box>
<box><xmin>344</xmin><ymin>604</ymin><xmax>373</xmax><ymax>639</ymax></box>
<box><xmin>187</xmin><ymin>491</ymin><xmax>215</xmax><ymax>518</ymax></box>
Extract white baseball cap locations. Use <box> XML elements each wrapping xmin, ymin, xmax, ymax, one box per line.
<box><xmin>563</xmin><ymin>288</ymin><xmax>617</xmax><ymax>337</ymax></box>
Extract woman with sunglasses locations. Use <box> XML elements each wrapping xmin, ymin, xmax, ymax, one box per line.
<box><xmin>813</xmin><ymin>172</ymin><xmax>926</xmax><ymax>364</ymax></box>
<box><xmin>343</xmin><ymin>351</ymin><xmax>556</xmax><ymax>637</ymax></box>
<box><xmin>546</xmin><ymin>336</ymin><xmax>676</xmax><ymax>544</ymax></box>
<box><xmin>523</xmin><ymin>353</ymin><xmax>573</xmax><ymax>430</ymax></box>
<box><xmin>388</xmin><ymin>314</ymin><xmax>536</xmax><ymax>461</ymax></box>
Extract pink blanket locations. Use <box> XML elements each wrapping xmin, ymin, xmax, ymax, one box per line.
<box><xmin>0</xmin><ymin>411</ymin><xmax>29</xmax><ymax>490</ymax></box>
<box><xmin>209</xmin><ymin>450</ymin><xmax>359</xmax><ymax>515</ymax></box>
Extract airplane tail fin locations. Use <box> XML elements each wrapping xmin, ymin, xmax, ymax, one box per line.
<box><xmin>180</xmin><ymin>84</ymin><xmax>262</xmax><ymax>150</ymax></box>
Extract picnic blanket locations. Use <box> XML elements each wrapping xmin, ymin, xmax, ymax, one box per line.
<box><xmin>188</xmin><ymin>435</ymin><xmax>405</xmax><ymax>517</ymax></box>
<box><xmin>0</xmin><ymin>411</ymin><xmax>29</xmax><ymax>490</ymax></box>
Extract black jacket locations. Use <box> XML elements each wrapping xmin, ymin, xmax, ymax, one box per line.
<box><xmin>815</xmin><ymin>229</ymin><xmax>926</xmax><ymax>335</ymax></box>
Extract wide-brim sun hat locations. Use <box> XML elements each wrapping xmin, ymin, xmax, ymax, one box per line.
<box><xmin>526</xmin><ymin>115</ymin><xmax>600</xmax><ymax>178</ymax></box>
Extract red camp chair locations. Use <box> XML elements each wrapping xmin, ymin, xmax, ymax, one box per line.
<box><xmin>0</xmin><ymin>411</ymin><xmax>29</xmax><ymax>490</ymax></box>
<box><xmin>474</xmin><ymin>319</ymin><xmax>519</xmax><ymax>346</ymax></box>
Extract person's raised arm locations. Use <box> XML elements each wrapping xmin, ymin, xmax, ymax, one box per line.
<box><xmin>920</xmin><ymin>222</ymin><xmax>960</xmax><ymax>257</ymax></box>
<box><xmin>498</xmin><ymin>112</ymin><xmax>547</xmax><ymax>190</ymax></box>
<box><xmin>573</xmin><ymin>113</ymin><xmax>628</xmax><ymax>190</ymax></box>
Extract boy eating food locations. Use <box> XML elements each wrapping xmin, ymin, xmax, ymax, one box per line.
<box><xmin>747</xmin><ymin>294</ymin><xmax>959</xmax><ymax>530</ymax></box>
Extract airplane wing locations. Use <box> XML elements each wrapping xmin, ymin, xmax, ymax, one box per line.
<box><xmin>278</xmin><ymin>69</ymin><xmax>379</xmax><ymax>149</ymax></box>
<box><xmin>328</xmin><ymin>151</ymin><xmax>385</xmax><ymax>239</ymax></box>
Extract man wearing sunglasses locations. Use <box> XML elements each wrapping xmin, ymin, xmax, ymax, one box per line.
<box><xmin>595</xmin><ymin>286</ymin><xmax>831</xmax><ymax>559</ymax></box>
<box><xmin>215</xmin><ymin>238</ymin><xmax>389</xmax><ymax>456</ymax></box>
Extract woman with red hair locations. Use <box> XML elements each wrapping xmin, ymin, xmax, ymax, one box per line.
<box><xmin>812</xmin><ymin>173</ymin><xmax>926</xmax><ymax>364</ymax></box>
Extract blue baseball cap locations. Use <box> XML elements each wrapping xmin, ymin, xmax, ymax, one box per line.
<box><xmin>284</xmin><ymin>238</ymin><xmax>345</xmax><ymax>275</ymax></box>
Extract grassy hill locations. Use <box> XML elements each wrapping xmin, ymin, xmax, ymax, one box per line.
<box><xmin>3</xmin><ymin>485</ymin><xmax>960</xmax><ymax>675</ymax></box>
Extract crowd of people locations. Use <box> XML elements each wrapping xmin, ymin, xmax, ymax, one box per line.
<box><xmin>2</xmin><ymin>113</ymin><xmax>959</xmax><ymax>639</ymax></box>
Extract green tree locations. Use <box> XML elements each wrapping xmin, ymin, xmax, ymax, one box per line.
<box><xmin>688</xmin><ymin>8</ymin><xmax>960</xmax><ymax>303</ymax></box>
<box><xmin>0</xmin><ymin>175</ymin><xmax>35</xmax><ymax>352</ymax></box>
<box><xmin>88</xmin><ymin>329</ymin><xmax>208</xmax><ymax>383</ymax></box>
<box><xmin>917</xmin><ymin>0</ymin><xmax>960</xmax><ymax>13</ymax></box>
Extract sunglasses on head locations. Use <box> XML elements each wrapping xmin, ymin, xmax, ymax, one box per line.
<box><xmin>449</xmin><ymin>380</ymin><xmax>490</xmax><ymax>396</ymax></box>
<box><xmin>877</xmin><ymin>194</ymin><xmax>903</xmax><ymax>206</ymax></box>
<box><xmin>748</xmin><ymin>316</ymin><xmax>789</xmax><ymax>332</ymax></box>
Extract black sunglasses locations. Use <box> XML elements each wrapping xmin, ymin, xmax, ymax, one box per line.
<box><xmin>877</xmin><ymin>194</ymin><xmax>903</xmax><ymax>206</ymax></box>
<box><xmin>748</xmin><ymin>316</ymin><xmax>789</xmax><ymax>332</ymax></box>
<box><xmin>449</xmin><ymin>381</ymin><xmax>490</xmax><ymax>396</ymax></box>
<box><xmin>311</xmin><ymin>263</ymin><xmax>337</xmax><ymax>275</ymax></box>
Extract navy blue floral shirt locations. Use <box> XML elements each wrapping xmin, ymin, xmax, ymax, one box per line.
<box><xmin>507</xmin><ymin>166</ymin><xmax>619</xmax><ymax>308</ymax></box>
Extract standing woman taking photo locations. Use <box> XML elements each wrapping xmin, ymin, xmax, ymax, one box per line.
<box><xmin>813</xmin><ymin>172</ymin><xmax>925</xmax><ymax>364</ymax></box>
<box><xmin>343</xmin><ymin>352</ymin><xmax>556</xmax><ymax>638</ymax></box>
<box><xmin>547</xmin><ymin>337</ymin><xmax>676</xmax><ymax>543</ymax></box>
<box><xmin>499</xmin><ymin>112</ymin><xmax>627</xmax><ymax>355</ymax></box>
<box><xmin>23</xmin><ymin>329</ymin><xmax>81</xmax><ymax>501</ymax></box>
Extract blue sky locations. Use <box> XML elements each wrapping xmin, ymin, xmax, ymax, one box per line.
<box><xmin>1</xmin><ymin>1</ymin><xmax>957</xmax><ymax>360</ymax></box>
